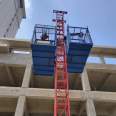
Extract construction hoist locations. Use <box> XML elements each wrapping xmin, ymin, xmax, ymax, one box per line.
<box><xmin>53</xmin><ymin>10</ymin><xmax>71</xmax><ymax>116</ymax></box>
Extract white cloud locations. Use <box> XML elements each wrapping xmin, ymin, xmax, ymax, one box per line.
<box><xmin>25</xmin><ymin>0</ymin><xmax>31</xmax><ymax>9</ymax></box>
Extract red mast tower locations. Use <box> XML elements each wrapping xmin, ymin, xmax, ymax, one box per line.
<box><xmin>53</xmin><ymin>10</ymin><xmax>71</xmax><ymax>116</ymax></box>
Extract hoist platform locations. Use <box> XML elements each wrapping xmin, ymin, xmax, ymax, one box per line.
<box><xmin>67</xmin><ymin>26</ymin><xmax>93</xmax><ymax>73</ymax></box>
<box><xmin>31</xmin><ymin>14</ymin><xmax>93</xmax><ymax>76</ymax></box>
<box><xmin>31</xmin><ymin>24</ymin><xmax>56</xmax><ymax>76</ymax></box>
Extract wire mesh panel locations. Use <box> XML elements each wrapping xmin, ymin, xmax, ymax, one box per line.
<box><xmin>32</xmin><ymin>24</ymin><xmax>56</xmax><ymax>46</ymax></box>
<box><xmin>67</xmin><ymin>26</ymin><xmax>93</xmax><ymax>45</ymax></box>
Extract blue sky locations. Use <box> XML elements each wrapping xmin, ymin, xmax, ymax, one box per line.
<box><xmin>16</xmin><ymin>0</ymin><xmax>116</xmax><ymax>46</ymax></box>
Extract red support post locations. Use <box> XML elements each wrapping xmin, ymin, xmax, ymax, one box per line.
<box><xmin>53</xmin><ymin>10</ymin><xmax>71</xmax><ymax>116</ymax></box>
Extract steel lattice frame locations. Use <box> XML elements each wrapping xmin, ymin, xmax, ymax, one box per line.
<box><xmin>53</xmin><ymin>10</ymin><xmax>71</xmax><ymax>116</ymax></box>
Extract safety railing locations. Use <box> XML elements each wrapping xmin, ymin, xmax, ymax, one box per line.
<box><xmin>32</xmin><ymin>24</ymin><xmax>56</xmax><ymax>46</ymax></box>
<box><xmin>67</xmin><ymin>25</ymin><xmax>93</xmax><ymax>45</ymax></box>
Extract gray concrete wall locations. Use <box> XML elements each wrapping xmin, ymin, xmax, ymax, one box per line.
<box><xmin>0</xmin><ymin>0</ymin><xmax>25</xmax><ymax>38</ymax></box>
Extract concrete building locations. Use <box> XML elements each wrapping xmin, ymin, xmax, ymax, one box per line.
<box><xmin>0</xmin><ymin>38</ymin><xmax>116</xmax><ymax>116</ymax></box>
<box><xmin>0</xmin><ymin>0</ymin><xmax>25</xmax><ymax>37</ymax></box>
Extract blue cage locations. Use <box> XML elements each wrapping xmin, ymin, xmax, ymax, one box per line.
<box><xmin>67</xmin><ymin>26</ymin><xmax>93</xmax><ymax>73</ymax></box>
<box><xmin>31</xmin><ymin>24</ymin><xmax>56</xmax><ymax>76</ymax></box>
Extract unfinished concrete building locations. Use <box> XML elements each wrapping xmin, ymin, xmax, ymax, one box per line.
<box><xmin>0</xmin><ymin>37</ymin><xmax>116</xmax><ymax>116</ymax></box>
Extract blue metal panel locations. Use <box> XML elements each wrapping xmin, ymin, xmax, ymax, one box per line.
<box><xmin>68</xmin><ymin>63</ymin><xmax>84</xmax><ymax>69</ymax></box>
<box><xmin>68</xmin><ymin>50</ymin><xmax>90</xmax><ymax>56</ymax></box>
<box><xmin>33</xmin><ymin>57</ymin><xmax>49</xmax><ymax>65</ymax></box>
<box><xmin>32</xmin><ymin>44</ymin><xmax>56</xmax><ymax>76</ymax></box>
<box><xmin>33</xmin><ymin>69</ymin><xmax>54</xmax><ymax>76</ymax></box>
<box><xmin>31</xmin><ymin>44</ymin><xmax>56</xmax><ymax>52</ymax></box>
<box><xmin>33</xmin><ymin>56</ymin><xmax>55</xmax><ymax>65</ymax></box>
<box><xmin>68</xmin><ymin>68</ymin><xmax>83</xmax><ymax>73</ymax></box>
<box><xmin>32</xmin><ymin>51</ymin><xmax>55</xmax><ymax>58</ymax></box>
<box><xmin>33</xmin><ymin>66</ymin><xmax>54</xmax><ymax>76</ymax></box>
<box><xmin>34</xmin><ymin>66</ymin><xmax>54</xmax><ymax>72</ymax></box>
<box><xmin>68</xmin><ymin>56</ymin><xmax>88</xmax><ymax>64</ymax></box>
<box><xmin>69</xmin><ymin>43</ymin><xmax>92</xmax><ymax>50</ymax></box>
<box><xmin>68</xmin><ymin>63</ymin><xmax>85</xmax><ymax>73</ymax></box>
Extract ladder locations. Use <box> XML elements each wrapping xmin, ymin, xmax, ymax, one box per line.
<box><xmin>53</xmin><ymin>10</ymin><xmax>71</xmax><ymax>116</ymax></box>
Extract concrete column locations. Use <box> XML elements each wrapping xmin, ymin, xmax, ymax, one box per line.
<box><xmin>22</xmin><ymin>64</ymin><xmax>32</xmax><ymax>88</ymax></box>
<box><xmin>86</xmin><ymin>99</ymin><xmax>96</xmax><ymax>116</ymax></box>
<box><xmin>14</xmin><ymin>96</ymin><xmax>26</xmax><ymax>116</ymax></box>
<box><xmin>81</xmin><ymin>68</ymin><xmax>91</xmax><ymax>91</ymax></box>
<box><xmin>100</xmin><ymin>56</ymin><xmax>106</xmax><ymax>64</ymax></box>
